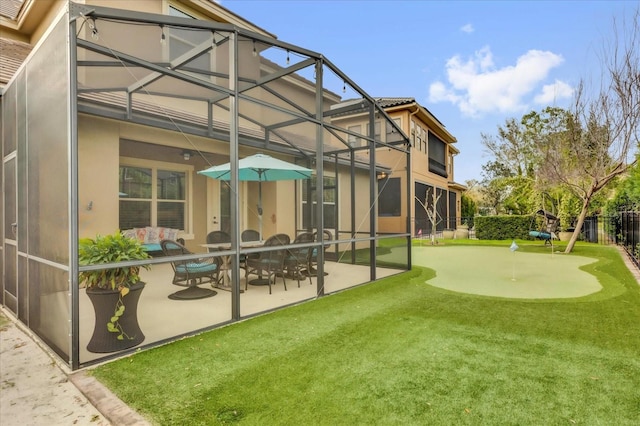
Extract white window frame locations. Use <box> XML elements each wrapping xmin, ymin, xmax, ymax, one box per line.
<box><xmin>119</xmin><ymin>157</ymin><xmax>195</xmax><ymax>239</ymax></box>
<box><xmin>299</xmin><ymin>171</ymin><xmax>338</xmax><ymax>230</ymax></box>
<box><xmin>385</xmin><ymin>117</ymin><xmax>402</xmax><ymax>142</ymax></box>
<box><xmin>348</xmin><ymin>124</ymin><xmax>362</xmax><ymax>147</ymax></box>
<box><xmin>165</xmin><ymin>4</ymin><xmax>217</xmax><ymax>85</ymax></box>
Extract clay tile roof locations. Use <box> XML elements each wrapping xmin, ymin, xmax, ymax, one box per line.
<box><xmin>373</xmin><ymin>97</ymin><xmax>415</xmax><ymax>108</ymax></box>
<box><xmin>0</xmin><ymin>37</ymin><xmax>32</xmax><ymax>86</ymax></box>
<box><xmin>0</xmin><ymin>0</ymin><xmax>25</xmax><ymax>20</ymax></box>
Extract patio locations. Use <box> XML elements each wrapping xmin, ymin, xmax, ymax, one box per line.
<box><xmin>2</xmin><ymin>2</ymin><xmax>411</xmax><ymax>370</ymax></box>
<box><xmin>78</xmin><ymin>260</ymin><xmax>400</xmax><ymax>363</ymax></box>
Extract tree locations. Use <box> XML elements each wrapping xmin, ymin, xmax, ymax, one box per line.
<box><xmin>606</xmin><ymin>164</ymin><xmax>640</xmax><ymax>213</ymax></box>
<box><xmin>415</xmin><ymin>189</ymin><xmax>442</xmax><ymax>245</ymax></box>
<box><xmin>460</xmin><ymin>193</ymin><xmax>477</xmax><ymax>227</ymax></box>
<box><xmin>481</xmin><ymin>116</ymin><xmax>539</xmax><ymax>178</ymax></box>
<box><xmin>480</xmin><ymin>112</ymin><xmax>548</xmax><ymax>215</ymax></box>
<box><xmin>539</xmin><ymin>9</ymin><xmax>640</xmax><ymax>253</ymax></box>
<box><xmin>479</xmin><ymin>160</ymin><xmax>513</xmax><ymax>214</ymax></box>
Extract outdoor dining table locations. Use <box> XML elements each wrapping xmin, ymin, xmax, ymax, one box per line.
<box><xmin>200</xmin><ymin>240</ymin><xmax>264</xmax><ymax>291</ymax></box>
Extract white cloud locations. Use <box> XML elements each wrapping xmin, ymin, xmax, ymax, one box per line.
<box><xmin>534</xmin><ymin>80</ymin><xmax>574</xmax><ymax>105</ymax></box>
<box><xmin>429</xmin><ymin>81</ymin><xmax>461</xmax><ymax>104</ymax></box>
<box><xmin>460</xmin><ymin>24</ymin><xmax>474</xmax><ymax>33</ymax></box>
<box><xmin>428</xmin><ymin>47</ymin><xmax>566</xmax><ymax>117</ymax></box>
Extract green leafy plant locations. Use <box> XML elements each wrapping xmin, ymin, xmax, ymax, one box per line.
<box><xmin>79</xmin><ymin>232</ymin><xmax>150</xmax><ymax>340</ymax></box>
<box><xmin>558</xmin><ymin>193</ymin><xmax>580</xmax><ymax>231</ymax></box>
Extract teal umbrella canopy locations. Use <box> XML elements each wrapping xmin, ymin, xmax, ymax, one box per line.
<box><xmin>198</xmin><ymin>153</ymin><xmax>312</xmax><ymax>182</ymax></box>
<box><xmin>198</xmin><ymin>153</ymin><xmax>312</xmax><ymax>238</ymax></box>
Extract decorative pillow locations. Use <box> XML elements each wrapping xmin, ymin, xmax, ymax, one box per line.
<box><xmin>122</xmin><ymin>229</ymin><xmax>137</xmax><ymax>240</ymax></box>
<box><xmin>156</xmin><ymin>227</ymin><xmax>167</xmax><ymax>241</ymax></box>
<box><xmin>134</xmin><ymin>227</ymin><xmax>147</xmax><ymax>244</ymax></box>
<box><xmin>145</xmin><ymin>227</ymin><xmax>161</xmax><ymax>244</ymax></box>
<box><xmin>164</xmin><ymin>228</ymin><xmax>178</xmax><ymax>242</ymax></box>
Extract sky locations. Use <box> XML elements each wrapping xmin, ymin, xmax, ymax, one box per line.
<box><xmin>220</xmin><ymin>0</ymin><xmax>636</xmax><ymax>184</ymax></box>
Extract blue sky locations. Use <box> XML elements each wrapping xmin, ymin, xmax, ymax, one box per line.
<box><xmin>221</xmin><ymin>0</ymin><xmax>636</xmax><ymax>183</ymax></box>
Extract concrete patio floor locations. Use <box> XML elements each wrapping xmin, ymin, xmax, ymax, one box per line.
<box><xmin>79</xmin><ymin>260</ymin><xmax>401</xmax><ymax>364</ymax></box>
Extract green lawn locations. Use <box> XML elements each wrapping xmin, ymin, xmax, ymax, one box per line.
<box><xmin>90</xmin><ymin>242</ymin><xmax>640</xmax><ymax>425</ymax></box>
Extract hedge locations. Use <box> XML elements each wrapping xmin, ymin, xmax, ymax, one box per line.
<box><xmin>475</xmin><ymin>215</ymin><xmax>533</xmax><ymax>240</ymax></box>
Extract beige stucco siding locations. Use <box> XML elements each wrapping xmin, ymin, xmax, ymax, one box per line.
<box><xmin>78</xmin><ymin>114</ymin><xmax>314</xmax><ymax>251</ymax></box>
<box><xmin>78</xmin><ymin>115</ymin><xmax>121</xmax><ymax>238</ymax></box>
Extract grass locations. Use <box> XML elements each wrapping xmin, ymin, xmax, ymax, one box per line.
<box><xmin>90</xmin><ymin>241</ymin><xmax>640</xmax><ymax>425</ymax></box>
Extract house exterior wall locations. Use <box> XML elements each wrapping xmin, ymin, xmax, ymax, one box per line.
<box><xmin>78</xmin><ymin>114</ymin><xmax>309</xmax><ymax>252</ymax></box>
<box><xmin>330</xmin><ymin>102</ymin><xmax>462</xmax><ymax>235</ymax></box>
<box><xmin>78</xmin><ymin>116</ymin><xmax>121</xmax><ymax>238</ymax></box>
<box><xmin>337</xmin><ymin>165</ymin><xmax>372</xmax><ymax>249</ymax></box>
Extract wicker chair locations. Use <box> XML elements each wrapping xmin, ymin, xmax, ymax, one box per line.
<box><xmin>284</xmin><ymin>232</ymin><xmax>315</xmax><ymax>287</ymax></box>
<box><xmin>239</xmin><ymin>229</ymin><xmax>261</xmax><ymax>273</ymax></box>
<box><xmin>308</xmin><ymin>230</ymin><xmax>332</xmax><ymax>276</ymax></box>
<box><xmin>245</xmin><ymin>233</ymin><xmax>290</xmax><ymax>294</ymax></box>
<box><xmin>241</xmin><ymin>229</ymin><xmax>261</xmax><ymax>242</ymax></box>
<box><xmin>160</xmin><ymin>239</ymin><xmax>220</xmax><ymax>300</ymax></box>
<box><xmin>207</xmin><ymin>231</ymin><xmax>231</xmax><ymax>244</ymax></box>
<box><xmin>206</xmin><ymin>231</ymin><xmax>231</xmax><ymax>251</ymax></box>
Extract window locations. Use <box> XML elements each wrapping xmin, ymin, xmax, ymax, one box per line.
<box><xmin>167</xmin><ymin>6</ymin><xmax>214</xmax><ymax>74</ymax></box>
<box><xmin>368</xmin><ymin>121</ymin><xmax>382</xmax><ymax>142</ymax></box>
<box><xmin>374</xmin><ymin>121</ymin><xmax>381</xmax><ymax>141</ymax></box>
<box><xmin>378</xmin><ymin>177</ymin><xmax>401</xmax><ymax>217</ymax></box>
<box><xmin>385</xmin><ymin>118</ymin><xmax>402</xmax><ymax>143</ymax></box>
<box><xmin>428</xmin><ymin>132</ymin><xmax>447</xmax><ymax>177</ymax></box>
<box><xmin>448</xmin><ymin>191</ymin><xmax>457</xmax><ymax>229</ymax></box>
<box><xmin>169</xmin><ymin>5</ymin><xmax>196</xmax><ymax>19</ymax></box>
<box><xmin>301</xmin><ymin>175</ymin><xmax>337</xmax><ymax>229</ymax></box>
<box><xmin>119</xmin><ymin>162</ymin><xmax>190</xmax><ymax>231</ymax></box>
<box><xmin>410</xmin><ymin>121</ymin><xmax>416</xmax><ymax>147</ymax></box>
<box><xmin>414</xmin><ymin>183</ymin><xmax>446</xmax><ymax>231</ymax></box>
<box><xmin>348</xmin><ymin>124</ymin><xmax>362</xmax><ymax>147</ymax></box>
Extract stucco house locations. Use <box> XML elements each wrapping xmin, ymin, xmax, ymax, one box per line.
<box><xmin>330</xmin><ymin>97</ymin><xmax>466</xmax><ymax>237</ymax></box>
<box><xmin>1</xmin><ymin>0</ymin><xmax>411</xmax><ymax>369</ymax></box>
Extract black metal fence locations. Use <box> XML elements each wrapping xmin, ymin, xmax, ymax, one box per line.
<box><xmin>617</xmin><ymin>211</ymin><xmax>640</xmax><ymax>265</ymax></box>
<box><xmin>582</xmin><ymin>215</ymin><xmax>617</xmax><ymax>245</ymax></box>
<box><xmin>412</xmin><ymin>215</ymin><xmax>617</xmax><ymax>245</ymax></box>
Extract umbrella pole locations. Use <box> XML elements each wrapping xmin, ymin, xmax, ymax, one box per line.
<box><xmin>258</xmin><ymin>182</ymin><xmax>263</xmax><ymax>240</ymax></box>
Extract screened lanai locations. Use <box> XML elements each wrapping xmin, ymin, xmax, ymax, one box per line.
<box><xmin>1</xmin><ymin>2</ymin><xmax>411</xmax><ymax>369</ymax></box>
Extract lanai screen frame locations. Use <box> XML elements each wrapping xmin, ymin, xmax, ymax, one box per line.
<box><xmin>64</xmin><ymin>2</ymin><xmax>410</xmax><ymax>369</ymax></box>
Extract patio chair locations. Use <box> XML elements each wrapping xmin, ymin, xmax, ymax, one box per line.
<box><xmin>241</xmin><ymin>229</ymin><xmax>261</xmax><ymax>242</ymax></box>
<box><xmin>245</xmin><ymin>233</ymin><xmax>290</xmax><ymax>294</ymax></box>
<box><xmin>308</xmin><ymin>230</ymin><xmax>332</xmax><ymax>276</ymax></box>
<box><xmin>239</xmin><ymin>229</ymin><xmax>261</xmax><ymax>273</ymax></box>
<box><xmin>284</xmin><ymin>232</ymin><xmax>315</xmax><ymax>287</ymax></box>
<box><xmin>206</xmin><ymin>231</ymin><xmax>231</xmax><ymax>248</ymax></box>
<box><xmin>160</xmin><ymin>239</ymin><xmax>220</xmax><ymax>300</ymax></box>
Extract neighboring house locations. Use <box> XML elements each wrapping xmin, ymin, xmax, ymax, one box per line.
<box><xmin>331</xmin><ymin>97</ymin><xmax>466</xmax><ymax>237</ymax></box>
<box><xmin>0</xmin><ymin>0</ymin><xmax>411</xmax><ymax>369</ymax></box>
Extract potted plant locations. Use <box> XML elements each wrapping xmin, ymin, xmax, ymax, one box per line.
<box><xmin>79</xmin><ymin>231</ymin><xmax>151</xmax><ymax>353</ymax></box>
<box><xmin>455</xmin><ymin>221</ymin><xmax>470</xmax><ymax>239</ymax></box>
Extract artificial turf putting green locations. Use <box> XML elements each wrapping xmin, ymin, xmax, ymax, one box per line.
<box><xmin>410</xmin><ymin>245</ymin><xmax>602</xmax><ymax>299</ymax></box>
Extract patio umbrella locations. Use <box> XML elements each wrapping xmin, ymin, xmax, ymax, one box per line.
<box><xmin>198</xmin><ymin>153</ymin><xmax>312</xmax><ymax>239</ymax></box>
